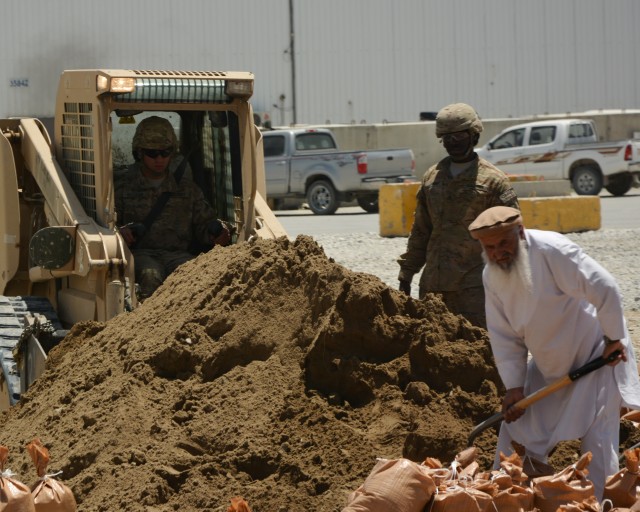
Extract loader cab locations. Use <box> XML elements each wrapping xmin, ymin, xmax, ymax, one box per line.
<box><xmin>110</xmin><ymin>109</ymin><xmax>241</xmax><ymax>231</ymax></box>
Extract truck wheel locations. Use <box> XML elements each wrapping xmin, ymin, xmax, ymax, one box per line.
<box><xmin>571</xmin><ymin>166</ymin><xmax>603</xmax><ymax>195</ymax></box>
<box><xmin>357</xmin><ymin>195</ymin><xmax>379</xmax><ymax>213</ymax></box>
<box><xmin>605</xmin><ymin>174</ymin><xmax>633</xmax><ymax>196</ymax></box>
<box><xmin>306</xmin><ymin>180</ymin><xmax>340</xmax><ymax>215</ymax></box>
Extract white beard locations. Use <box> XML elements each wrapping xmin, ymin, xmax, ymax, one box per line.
<box><xmin>483</xmin><ymin>238</ymin><xmax>533</xmax><ymax>295</ymax></box>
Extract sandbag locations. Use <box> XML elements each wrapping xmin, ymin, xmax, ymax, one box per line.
<box><xmin>227</xmin><ymin>496</ymin><xmax>251</xmax><ymax>512</ymax></box>
<box><xmin>511</xmin><ymin>440</ymin><xmax>555</xmax><ymax>479</ymax></box>
<box><xmin>429</xmin><ymin>481</ymin><xmax>495</xmax><ymax>512</ymax></box>
<box><xmin>604</xmin><ymin>447</ymin><xmax>640</xmax><ymax>508</ymax></box>
<box><xmin>343</xmin><ymin>458</ymin><xmax>436</xmax><ymax>512</ymax></box>
<box><xmin>492</xmin><ymin>483</ymin><xmax>535</xmax><ymax>512</ymax></box>
<box><xmin>0</xmin><ymin>445</ymin><xmax>36</xmax><ymax>512</ymax></box>
<box><xmin>556</xmin><ymin>495</ymin><xmax>601</xmax><ymax>511</ymax></box>
<box><xmin>533</xmin><ymin>452</ymin><xmax>595</xmax><ymax>512</ymax></box>
<box><xmin>26</xmin><ymin>439</ymin><xmax>76</xmax><ymax>512</ymax></box>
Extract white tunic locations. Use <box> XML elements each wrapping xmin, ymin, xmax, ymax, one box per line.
<box><xmin>484</xmin><ymin>229</ymin><xmax>640</xmax><ymax>456</ymax></box>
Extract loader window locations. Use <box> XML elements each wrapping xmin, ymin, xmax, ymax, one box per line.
<box><xmin>111</xmin><ymin>109</ymin><xmax>239</xmax><ymax>226</ymax></box>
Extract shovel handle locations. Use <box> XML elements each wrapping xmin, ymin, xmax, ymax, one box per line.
<box><xmin>467</xmin><ymin>350</ymin><xmax>621</xmax><ymax>446</ymax></box>
<box><xmin>515</xmin><ymin>350</ymin><xmax>620</xmax><ymax>410</ymax></box>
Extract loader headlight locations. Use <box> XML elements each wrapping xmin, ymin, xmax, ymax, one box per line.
<box><xmin>97</xmin><ymin>75</ymin><xmax>136</xmax><ymax>94</ymax></box>
<box><xmin>225</xmin><ymin>80</ymin><xmax>253</xmax><ymax>98</ymax></box>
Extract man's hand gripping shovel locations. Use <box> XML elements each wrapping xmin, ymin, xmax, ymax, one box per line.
<box><xmin>467</xmin><ymin>350</ymin><xmax>622</xmax><ymax>447</ymax></box>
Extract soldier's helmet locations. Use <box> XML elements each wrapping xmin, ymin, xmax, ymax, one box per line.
<box><xmin>435</xmin><ymin>103</ymin><xmax>483</xmax><ymax>137</ymax></box>
<box><xmin>132</xmin><ymin>116</ymin><xmax>178</xmax><ymax>151</ymax></box>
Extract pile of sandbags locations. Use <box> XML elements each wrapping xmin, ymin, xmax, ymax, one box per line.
<box><xmin>602</xmin><ymin>447</ymin><xmax>640</xmax><ymax>511</ymax></box>
<box><xmin>0</xmin><ymin>440</ymin><xmax>76</xmax><ymax>512</ymax></box>
<box><xmin>343</xmin><ymin>447</ymin><xmax>614</xmax><ymax>511</ymax></box>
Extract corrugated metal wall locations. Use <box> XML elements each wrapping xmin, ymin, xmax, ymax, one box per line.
<box><xmin>1</xmin><ymin>0</ymin><xmax>638</xmax><ymax>125</ymax></box>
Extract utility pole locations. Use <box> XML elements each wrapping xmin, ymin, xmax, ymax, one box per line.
<box><xmin>289</xmin><ymin>0</ymin><xmax>297</xmax><ymax>125</ymax></box>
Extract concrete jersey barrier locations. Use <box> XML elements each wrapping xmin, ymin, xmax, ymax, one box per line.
<box><xmin>378</xmin><ymin>182</ymin><xmax>600</xmax><ymax>237</ymax></box>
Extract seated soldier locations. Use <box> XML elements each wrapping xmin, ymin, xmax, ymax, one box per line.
<box><xmin>115</xmin><ymin>116</ymin><xmax>231</xmax><ymax>300</ymax></box>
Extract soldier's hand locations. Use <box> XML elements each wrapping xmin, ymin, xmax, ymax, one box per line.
<box><xmin>210</xmin><ymin>226</ymin><xmax>231</xmax><ymax>247</ymax></box>
<box><xmin>119</xmin><ymin>225</ymin><xmax>135</xmax><ymax>247</ymax></box>
<box><xmin>399</xmin><ymin>280</ymin><xmax>411</xmax><ymax>296</ymax></box>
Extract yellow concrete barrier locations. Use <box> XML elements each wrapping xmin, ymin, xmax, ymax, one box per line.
<box><xmin>379</xmin><ymin>183</ymin><xmax>601</xmax><ymax>237</ymax></box>
<box><xmin>379</xmin><ymin>183</ymin><xmax>420</xmax><ymax>237</ymax></box>
<box><xmin>519</xmin><ymin>196</ymin><xmax>601</xmax><ymax>232</ymax></box>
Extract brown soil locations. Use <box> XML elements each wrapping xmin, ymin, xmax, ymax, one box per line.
<box><xmin>0</xmin><ymin>235</ymin><xmax>636</xmax><ymax>511</ymax></box>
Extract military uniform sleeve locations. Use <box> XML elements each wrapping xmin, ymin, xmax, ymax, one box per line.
<box><xmin>397</xmin><ymin>180</ymin><xmax>432</xmax><ymax>282</ymax></box>
<box><xmin>493</xmin><ymin>172</ymin><xmax>520</xmax><ymax>210</ymax></box>
<box><xmin>114</xmin><ymin>166</ymin><xmax>138</xmax><ymax>227</ymax></box>
<box><xmin>188</xmin><ymin>182</ymin><xmax>218</xmax><ymax>245</ymax></box>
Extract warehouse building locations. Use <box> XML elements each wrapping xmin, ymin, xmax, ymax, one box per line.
<box><xmin>0</xmin><ymin>0</ymin><xmax>639</xmax><ymax>126</ymax></box>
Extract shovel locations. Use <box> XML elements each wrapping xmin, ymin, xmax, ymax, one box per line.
<box><xmin>468</xmin><ymin>350</ymin><xmax>622</xmax><ymax>446</ymax></box>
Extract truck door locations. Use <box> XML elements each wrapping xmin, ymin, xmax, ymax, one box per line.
<box><xmin>263</xmin><ymin>133</ymin><xmax>289</xmax><ymax>196</ymax></box>
<box><xmin>521</xmin><ymin>125</ymin><xmax>559</xmax><ymax>179</ymax></box>
<box><xmin>481</xmin><ymin>127</ymin><xmax>527</xmax><ymax>175</ymax></box>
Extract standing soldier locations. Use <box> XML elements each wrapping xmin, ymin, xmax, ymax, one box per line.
<box><xmin>397</xmin><ymin>103</ymin><xmax>519</xmax><ymax>328</ymax></box>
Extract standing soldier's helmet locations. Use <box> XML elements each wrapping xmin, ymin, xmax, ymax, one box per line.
<box><xmin>435</xmin><ymin>103</ymin><xmax>483</xmax><ymax>137</ymax></box>
<box><xmin>132</xmin><ymin>116</ymin><xmax>178</xmax><ymax>160</ymax></box>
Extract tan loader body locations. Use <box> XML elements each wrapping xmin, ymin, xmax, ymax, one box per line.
<box><xmin>0</xmin><ymin>69</ymin><xmax>286</xmax><ymax>407</ymax></box>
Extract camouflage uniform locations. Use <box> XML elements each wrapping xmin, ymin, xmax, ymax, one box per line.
<box><xmin>115</xmin><ymin>116</ymin><xmax>219</xmax><ymax>299</ymax></box>
<box><xmin>115</xmin><ymin>164</ymin><xmax>218</xmax><ymax>298</ymax></box>
<box><xmin>398</xmin><ymin>103</ymin><xmax>519</xmax><ymax>328</ymax></box>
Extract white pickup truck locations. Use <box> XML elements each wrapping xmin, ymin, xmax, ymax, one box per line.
<box><xmin>476</xmin><ymin>118</ymin><xmax>640</xmax><ymax>196</ymax></box>
<box><xmin>262</xmin><ymin>128</ymin><xmax>415</xmax><ymax>214</ymax></box>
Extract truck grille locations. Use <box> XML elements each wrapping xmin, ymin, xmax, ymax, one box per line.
<box><xmin>60</xmin><ymin>102</ymin><xmax>97</xmax><ymax>220</ymax></box>
<box><xmin>115</xmin><ymin>77</ymin><xmax>231</xmax><ymax>104</ymax></box>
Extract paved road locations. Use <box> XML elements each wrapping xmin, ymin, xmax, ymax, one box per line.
<box><xmin>276</xmin><ymin>189</ymin><xmax>640</xmax><ymax>237</ymax></box>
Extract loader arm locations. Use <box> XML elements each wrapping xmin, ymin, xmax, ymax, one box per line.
<box><xmin>3</xmin><ymin>118</ymin><xmax>132</xmax><ymax>324</ymax></box>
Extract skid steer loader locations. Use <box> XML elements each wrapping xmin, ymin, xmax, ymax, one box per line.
<box><xmin>0</xmin><ymin>69</ymin><xmax>287</xmax><ymax>409</ymax></box>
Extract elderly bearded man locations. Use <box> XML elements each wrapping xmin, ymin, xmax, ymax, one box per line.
<box><xmin>468</xmin><ymin>206</ymin><xmax>640</xmax><ymax>499</ymax></box>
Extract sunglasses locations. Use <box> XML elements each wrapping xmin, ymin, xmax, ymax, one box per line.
<box><xmin>441</xmin><ymin>132</ymin><xmax>470</xmax><ymax>143</ymax></box>
<box><xmin>141</xmin><ymin>148</ymin><xmax>172</xmax><ymax>158</ymax></box>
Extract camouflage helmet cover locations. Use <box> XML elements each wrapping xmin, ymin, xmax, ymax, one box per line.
<box><xmin>132</xmin><ymin>116</ymin><xmax>178</xmax><ymax>150</ymax></box>
<box><xmin>435</xmin><ymin>103</ymin><xmax>483</xmax><ymax>137</ymax></box>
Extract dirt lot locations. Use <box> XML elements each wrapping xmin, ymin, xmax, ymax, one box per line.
<box><xmin>0</xmin><ymin>236</ymin><xmax>637</xmax><ymax>511</ymax></box>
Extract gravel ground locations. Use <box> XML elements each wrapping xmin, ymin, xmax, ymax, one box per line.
<box><xmin>310</xmin><ymin>227</ymin><xmax>640</xmax><ymax>348</ymax></box>
<box><xmin>311</xmin><ymin>228</ymin><xmax>640</xmax><ymax>313</ymax></box>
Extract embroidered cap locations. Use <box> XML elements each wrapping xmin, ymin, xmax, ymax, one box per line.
<box><xmin>468</xmin><ymin>206</ymin><xmax>522</xmax><ymax>240</ymax></box>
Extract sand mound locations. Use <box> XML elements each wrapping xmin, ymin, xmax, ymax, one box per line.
<box><xmin>0</xmin><ymin>236</ymin><xmax>552</xmax><ymax>510</ymax></box>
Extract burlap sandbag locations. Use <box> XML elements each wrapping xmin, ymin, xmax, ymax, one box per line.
<box><xmin>491</xmin><ymin>483</ymin><xmax>535</xmax><ymax>512</ymax></box>
<box><xmin>429</xmin><ymin>481</ymin><xmax>495</xmax><ymax>512</ymax></box>
<box><xmin>511</xmin><ymin>441</ymin><xmax>555</xmax><ymax>480</ymax></box>
<box><xmin>0</xmin><ymin>445</ymin><xmax>36</xmax><ymax>512</ymax></box>
<box><xmin>227</xmin><ymin>496</ymin><xmax>251</xmax><ymax>512</ymax></box>
<box><xmin>556</xmin><ymin>495</ymin><xmax>601</xmax><ymax>511</ymax></box>
<box><xmin>604</xmin><ymin>447</ymin><xmax>640</xmax><ymax>508</ymax></box>
<box><xmin>344</xmin><ymin>458</ymin><xmax>436</xmax><ymax>512</ymax></box>
<box><xmin>26</xmin><ymin>440</ymin><xmax>76</xmax><ymax>512</ymax></box>
<box><xmin>473</xmin><ymin>457</ymin><xmax>533</xmax><ymax>512</ymax></box>
<box><xmin>532</xmin><ymin>452</ymin><xmax>595</xmax><ymax>512</ymax></box>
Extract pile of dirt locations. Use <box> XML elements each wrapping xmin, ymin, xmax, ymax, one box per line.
<box><xmin>0</xmin><ymin>235</ymin><xmax>625</xmax><ymax>511</ymax></box>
